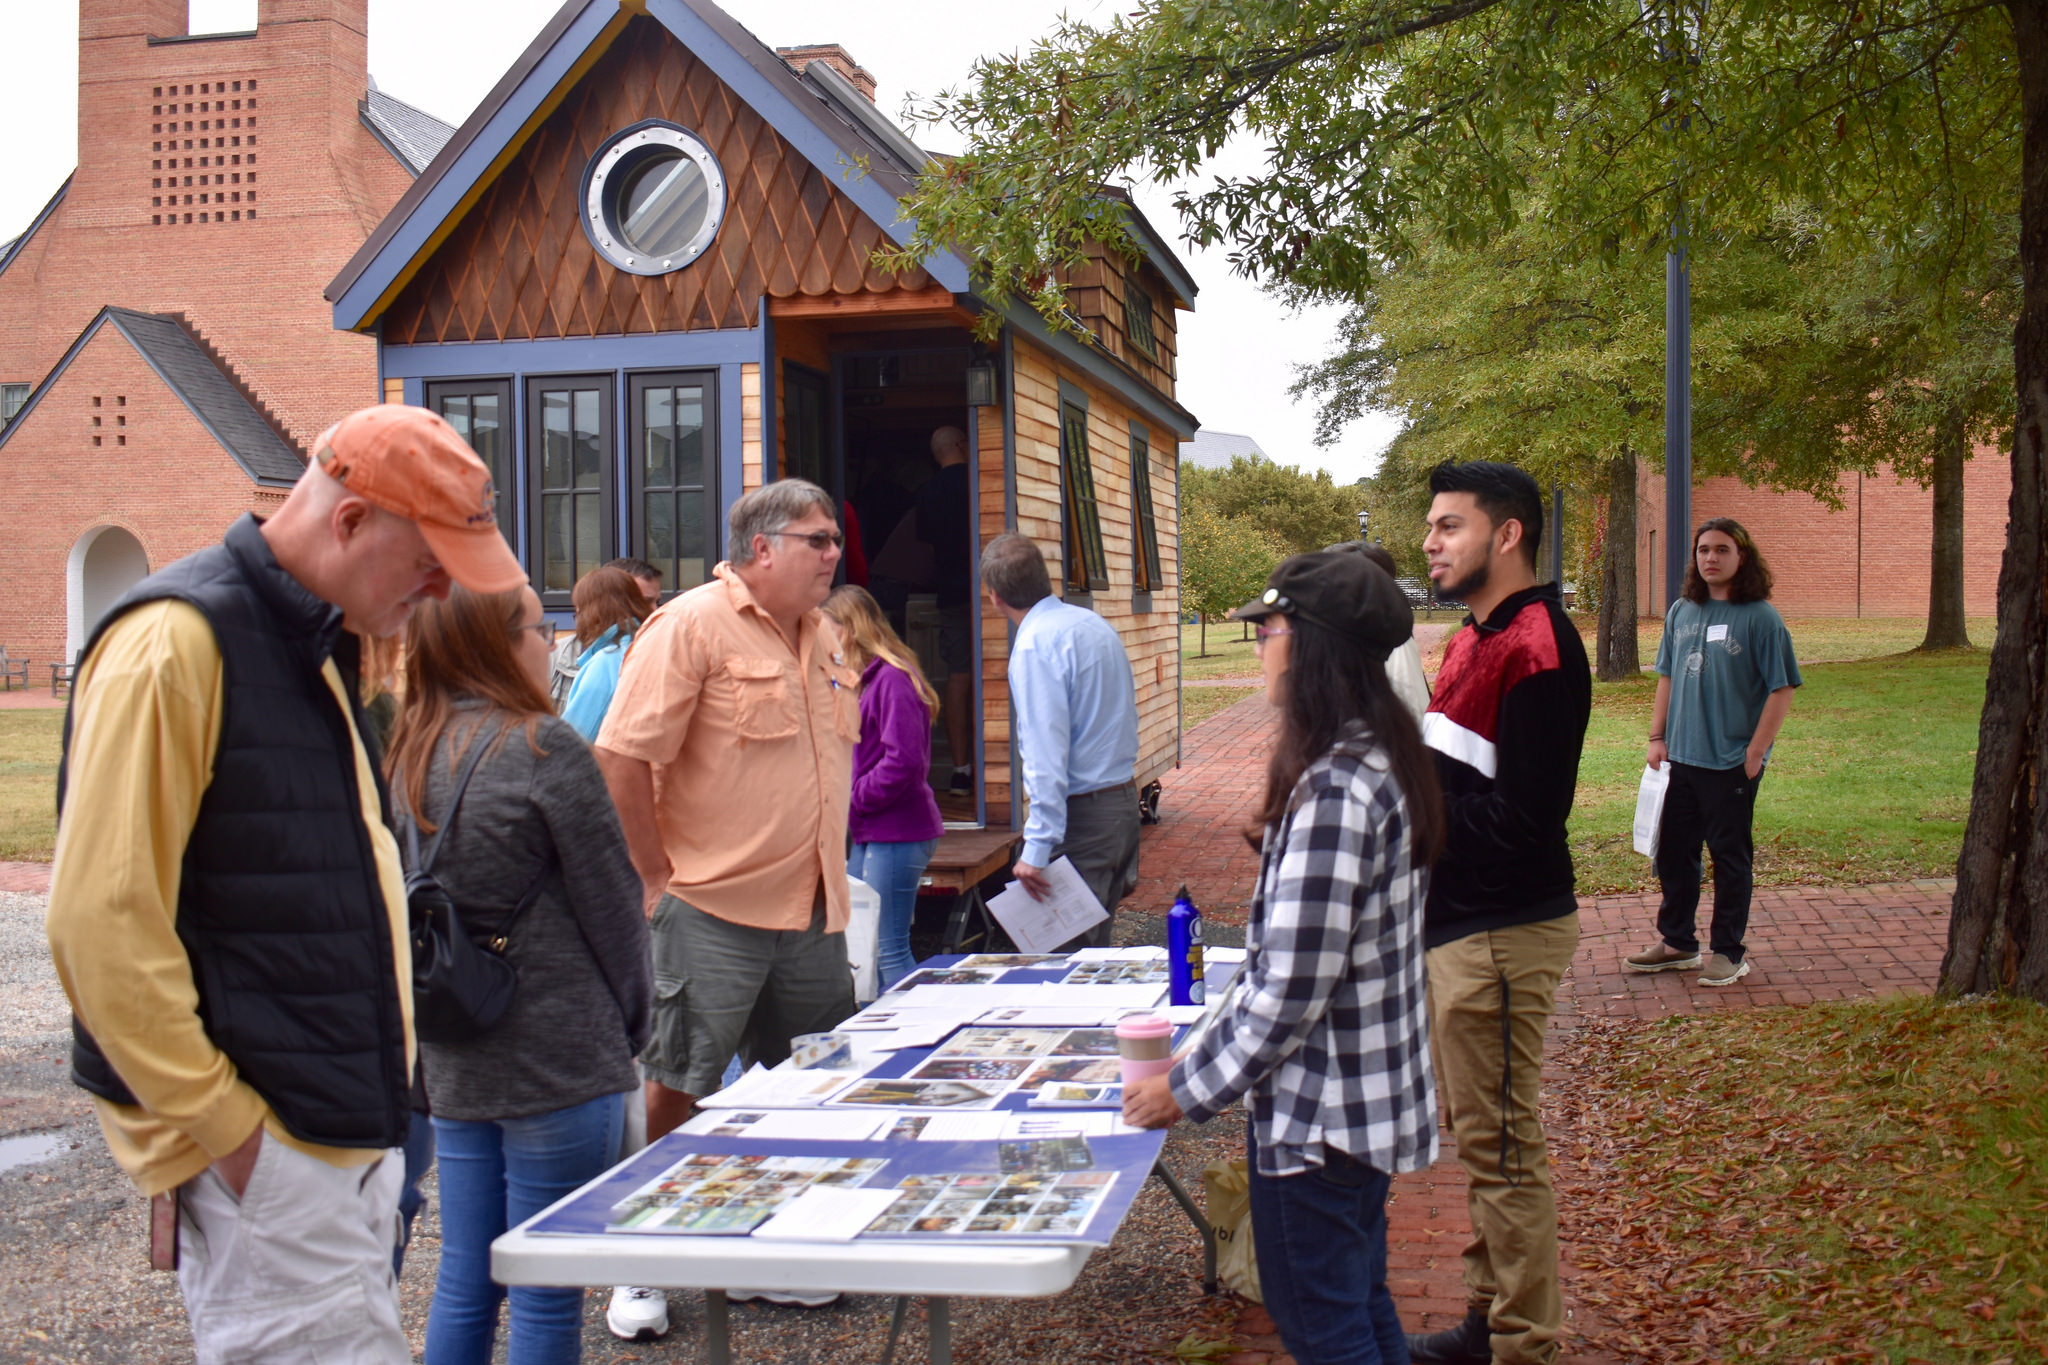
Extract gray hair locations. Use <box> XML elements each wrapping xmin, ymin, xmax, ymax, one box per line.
<box><xmin>980</xmin><ymin>533</ymin><xmax>1052</xmax><ymax>611</ymax></box>
<box><xmin>728</xmin><ymin>479</ymin><xmax>838</xmax><ymax>565</ymax></box>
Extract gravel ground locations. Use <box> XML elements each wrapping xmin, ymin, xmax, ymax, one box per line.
<box><xmin>0</xmin><ymin>892</ymin><xmax>1244</xmax><ymax>1364</ymax></box>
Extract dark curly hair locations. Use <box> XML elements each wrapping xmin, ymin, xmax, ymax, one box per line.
<box><xmin>1680</xmin><ymin>517</ymin><xmax>1774</xmax><ymax>604</ymax></box>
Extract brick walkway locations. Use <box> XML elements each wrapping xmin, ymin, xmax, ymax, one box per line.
<box><xmin>1140</xmin><ymin>693</ymin><xmax>1954</xmax><ymax>1364</ymax></box>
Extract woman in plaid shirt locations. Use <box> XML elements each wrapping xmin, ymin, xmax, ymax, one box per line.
<box><xmin>1126</xmin><ymin>550</ymin><xmax>1443</xmax><ymax>1365</ymax></box>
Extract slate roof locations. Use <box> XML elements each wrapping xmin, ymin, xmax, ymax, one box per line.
<box><xmin>361</xmin><ymin>81</ymin><xmax>458</xmax><ymax>177</ymax></box>
<box><xmin>0</xmin><ymin>308</ymin><xmax>304</xmax><ymax>487</ymax></box>
<box><xmin>1179</xmin><ymin>429</ymin><xmax>1270</xmax><ymax>471</ymax></box>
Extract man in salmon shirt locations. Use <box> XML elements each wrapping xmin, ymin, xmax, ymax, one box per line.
<box><xmin>596</xmin><ymin>478</ymin><xmax>862</xmax><ymax>1315</ymax></box>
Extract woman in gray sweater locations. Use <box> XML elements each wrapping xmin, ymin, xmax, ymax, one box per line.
<box><xmin>387</xmin><ymin>583</ymin><xmax>651</xmax><ymax>1365</ymax></box>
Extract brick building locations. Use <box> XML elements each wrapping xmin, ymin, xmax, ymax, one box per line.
<box><xmin>0</xmin><ymin>0</ymin><xmax>452</xmax><ymax>671</ymax></box>
<box><xmin>1634</xmin><ymin>453</ymin><xmax>2010</xmax><ymax>619</ymax></box>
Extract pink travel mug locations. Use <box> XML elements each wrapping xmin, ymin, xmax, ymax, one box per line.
<box><xmin>1115</xmin><ymin>1014</ymin><xmax>1175</xmax><ymax>1088</ymax></box>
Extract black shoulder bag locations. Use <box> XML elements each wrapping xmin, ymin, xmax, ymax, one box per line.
<box><xmin>398</xmin><ymin>728</ymin><xmax>551</xmax><ymax>1045</ymax></box>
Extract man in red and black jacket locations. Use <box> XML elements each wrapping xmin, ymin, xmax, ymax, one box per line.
<box><xmin>1406</xmin><ymin>461</ymin><xmax>1590</xmax><ymax>1365</ymax></box>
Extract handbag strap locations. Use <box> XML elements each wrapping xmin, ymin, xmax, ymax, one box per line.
<box><xmin>399</xmin><ymin>724</ymin><xmax>499</xmax><ymax>875</ymax></box>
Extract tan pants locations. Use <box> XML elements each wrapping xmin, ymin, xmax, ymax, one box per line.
<box><xmin>177</xmin><ymin>1138</ymin><xmax>407</xmax><ymax>1365</ymax></box>
<box><xmin>1426</xmin><ymin>913</ymin><xmax>1579</xmax><ymax>1365</ymax></box>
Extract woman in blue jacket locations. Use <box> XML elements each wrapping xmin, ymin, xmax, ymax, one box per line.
<box><xmin>561</xmin><ymin>566</ymin><xmax>653</xmax><ymax>741</ymax></box>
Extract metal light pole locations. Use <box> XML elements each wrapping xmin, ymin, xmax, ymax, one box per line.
<box><xmin>1665</xmin><ymin>218</ymin><xmax>1691</xmax><ymax>610</ymax></box>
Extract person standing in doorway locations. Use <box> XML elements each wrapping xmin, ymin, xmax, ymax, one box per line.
<box><xmin>45</xmin><ymin>404</ymin><xmax>523</xmax><ymax>1364</ymax></box>
<box><xmin>824</xmin><ymin>585</ymin><xmax>945</xmax><ymax>991</ymax></box>
<box><xmin>916</xmin><ymin>425</ymin><xmax>976</xmax><ymax>791</ymax></box>
<box><xmin>1408</xmin><ymin>461</ymin><xmax>1589</xmax><ymax>1365</ymax></box>
<box><xmin>594</xmin><ymin>479</ymin><xmax>860</xmax><ymax>1311</ymax></box>
<box><xmin>1626</xmin><ymin>518</ymin><xmax>1799</xmax><ymax>987</ymax></box>
<box><xmin>979</xmin><ymin>533</ymin><xmax>1140</xmax><ymax>947</ymax></box>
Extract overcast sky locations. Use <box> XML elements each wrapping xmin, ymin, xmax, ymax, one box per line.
<box><xmin>4</xmin><ymin>0</ymin><xmax>1399</xmax><ymax>481</ymax></box>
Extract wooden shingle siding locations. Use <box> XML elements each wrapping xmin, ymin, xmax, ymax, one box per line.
<box><xmin>1061</xmin><ymin>246</ymin><xmax>1180</xmax><ymax>399</ymax></box>
<box><xmin>380</xmin><ymin>14</ymin><xmax>931</xmax><ymax>344</ymax></box>
<box><xmin>983</xmin><ymin>335</ymin><xmax>1182</xmax><ymax>829</ymax></box>
<box><xmin>740</xmin><ymin>361</ymin><xmax>762</xmax><ymax>492</ymax></box>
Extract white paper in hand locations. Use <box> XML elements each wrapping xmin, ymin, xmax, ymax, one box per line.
<box><xmin>986</xmin><ymin>856</ymin><xmax>1108</xmax><ymax>953</ymax></box>
<box><xmin>1632</xmin><ymin>763</ymin><xmax>1669</xmax><ymax>858</ymax></box>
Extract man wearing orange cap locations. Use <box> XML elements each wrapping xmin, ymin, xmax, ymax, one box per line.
<box><xmin>46</xmin><ymin>405</ymin><xmax>524</xmax><ymax>1364</ymax></box>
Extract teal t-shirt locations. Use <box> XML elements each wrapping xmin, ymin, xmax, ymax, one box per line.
<box><xmin>1654</xmin><ymin>597</ymin><xmax>1801</xmax><ymax>770</ymax></box>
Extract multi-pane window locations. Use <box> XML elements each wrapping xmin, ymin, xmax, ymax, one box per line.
<box><xmin>1129</xmin><ymin>427</ymin><xmax>1163</xmax><ymax>595</ymax></box>
<box><xmin>528</xmin><ymin>376</ymin><xmax>612</xmax><ymax>605</ymax></box>
<box><xmin>630</xmin><ymin>372</ymin><xmax>718</xmax><ymax>595</ymax></box>
<box><xmin>426</xmin><ymin>380</ymin><xmax>515</xmax><ymax>546</ymax></box>
<box><xmin>1123</xmin><ymin>283</ymin><xmax>1157</xmax><ymax>359</ymax></box>
<box><xmin>0</xmin><ymin>383</ymin><xmax>29</xmax><ymax>426</ymax></box>
<box><xmin>1059</xmin><ymin>397</ymin><xmax>1110</xmax><ymax>595</ymax></box>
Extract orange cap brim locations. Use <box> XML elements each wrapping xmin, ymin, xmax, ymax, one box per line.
<box><xmin>420</xmin><ymin>521</ymin><xmax>528</xmax><ymax>595</ymax></box>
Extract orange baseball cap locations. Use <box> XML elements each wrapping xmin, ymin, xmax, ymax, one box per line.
<box><xmin>313</xmin><ymin>405</ymin><xmax>527</xmax><ymax>594</ymax></box>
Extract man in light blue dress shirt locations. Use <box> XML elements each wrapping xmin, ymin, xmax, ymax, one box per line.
<box><xmin>980</xmin><ymin>533</ymin><xmax>1142</xmax><ymax>949</ymax></box>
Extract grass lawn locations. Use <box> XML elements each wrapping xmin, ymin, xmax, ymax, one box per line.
<box><xmin>1558</xmin><ymin>994</ymin><xmax>2048</xmax><ymax>1364</ymax></box>
<box><xmin>1611</xmin><ymin>614</ymin><xmax>2000</xmax><ymax>668</ymax></box>
<box><xmin>1182</xmin><ymin>685</ymin><xmax>1258</xmax><ymax>731</ymax></box>
<box><xmin>1571</xmin><ymin>650</ymin><xmax>1985</xmax><ymax>893</ymax></box>
<box><xmin>0</xmin><ymin>710</ymin><xmax>63</xmax><ymax>862</ymax></box>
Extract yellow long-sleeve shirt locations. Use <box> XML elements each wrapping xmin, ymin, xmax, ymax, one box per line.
<box><xmin>45</xmin><ymin>600</ymin><xmax>414</xmax><ymax>1197</ymax></box>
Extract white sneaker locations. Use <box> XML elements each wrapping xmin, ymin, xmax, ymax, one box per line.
<box><xmin>606</xmin><ymin>1285</ymin><xmax>670</xmax><ymax>1340</ymax></box>
<box><xmin>725</xmin><ymin>1287</ymin><xmax>841</xmax><ymax>1308</ymax></box>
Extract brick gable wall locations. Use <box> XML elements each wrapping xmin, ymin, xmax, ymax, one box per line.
<box><xmin>0</xmin><ymin>0</ymin><xmax>418</xmax><ymax>664</ymax></box>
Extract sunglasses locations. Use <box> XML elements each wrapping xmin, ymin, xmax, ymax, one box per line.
<box><xmin>769</xmin><ymin>529</ymin><xmax>846</xmax><ymax>553</ymax></box>
<box><xmin>1252</xmin><ymin>622</ymin><xmax>1293</xmax><ymax>652</ymax></box>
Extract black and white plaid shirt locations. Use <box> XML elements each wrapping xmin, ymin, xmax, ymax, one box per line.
<box><xmin>1170</xmin><ymin>728</ymin><xmax>1437</xmax><ymax>1178</ymax></box>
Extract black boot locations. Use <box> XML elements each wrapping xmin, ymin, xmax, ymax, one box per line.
<box><xmin>1406</xmin><ymin>1309</ymin><xmax>1491</xmax><ymax>1365</ymax></box>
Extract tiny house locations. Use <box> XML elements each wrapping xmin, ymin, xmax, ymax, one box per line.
<box><xmin>326</xmin><ymin>0</ymin><xmax>1197</xmax><ymax>829</ymax></box>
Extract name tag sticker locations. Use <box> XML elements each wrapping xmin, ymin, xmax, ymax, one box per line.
<box><xmin>1707</xmin><ymin>624</ymin><xmax>1730</xmax><ymax>643</ymax></box>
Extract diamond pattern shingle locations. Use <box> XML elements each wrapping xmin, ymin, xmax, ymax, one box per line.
<box><xmin>383</xmin><ymin>16</ymin><xmax>926</xmax><ymax>345</ymax></box>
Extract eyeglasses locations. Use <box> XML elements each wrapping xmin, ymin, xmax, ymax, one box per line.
<box><xmin>769</xmin><ymin>529</ymin><xmax>845</xmax><ymax>553</ymax></box>
<box><xmin>1252</xmin><ymin>623</ymin><xmax>1293</xmax><ymax>653</ymax></box>
<box><xmin>514</xmin><ymin>619</ymin><xmax>557</xmax><ymax>645</ymax></box>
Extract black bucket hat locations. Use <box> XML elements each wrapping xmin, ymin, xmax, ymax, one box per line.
<box><xmin>1230</xmin><ymin>549</ymin><xmax>1414</xmax><ymax>661</ymax></box>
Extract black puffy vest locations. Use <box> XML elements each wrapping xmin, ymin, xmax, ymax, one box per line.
<box><xmin>62</xmin><ymin>514</ymin><xmax>411</xmax><ymax>1150</ymax></box>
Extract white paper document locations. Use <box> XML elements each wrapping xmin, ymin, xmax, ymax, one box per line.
<box><xmin>1204</xmin><ymin>947</ymin><xmax>1248</xmax><ymax>964</ymax></box>
<box><xmin>915</xmin><ymin>1112</ymin><xmax>1013</xmax><ymax>1142</ymax></box>
<box><xmin>1066</xmin><ymin>945</ymin><xmax>1167</xmax><ymax>962</ymax></box>
<box><xmin>896</xmin><ymin>983</ymin><xmax>1167</xmax><ymax>1012</ymax></box>
<box><xmin>1001</xmin><ymin>1110</ymin><xmax>1141</xmax><ymax>1139</ymax></box>
<box><xmin>974</xmin><ymin>1005</ymin><xmax>1118</xmax><ymax>1027</ymax></box>
<box><xmin>696</xmin><ymin>1065</ymin><xmax>851</xmax><ymax>1110</ymax></box>
<box><xmin>985</xmin><ymin>856</ymin><xmax>1108</xmax><ymax>953</ymax></box>
<box><xmin>866</xmin><ymin>1018</ymin><xmax>962</xmax><ymax>1051</ymax></box>
<box><xmin>751</xmin><ymin>1186</ymin><xmax>903</xmax><ymax>1242</ymax></box>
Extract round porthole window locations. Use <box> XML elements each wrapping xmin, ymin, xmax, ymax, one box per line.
<box><xmin>581</xmin><ymin>121</ymin><xmax>727</xmax><ymax>276</ymax></box>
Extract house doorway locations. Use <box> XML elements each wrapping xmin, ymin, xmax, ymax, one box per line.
<box><xmin>829</xmin><ymin>345</ymin><xmax>981</xmax><ymax>826</ymax></box>
<box><xmin>67</xmin><ymin>525</ymin><xmax>149</xmax><ymax>662</ymax></box>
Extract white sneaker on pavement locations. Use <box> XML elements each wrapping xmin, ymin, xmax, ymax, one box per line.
<box><xmin>726</xmin><ymin>1287</ymin><xmax>841</xmax><ymax>1308</ymax></box>
<box><xmin>607</xmin><ymin>1285</ymin><xmax>670</xmax><ymax>1340</ymax></box>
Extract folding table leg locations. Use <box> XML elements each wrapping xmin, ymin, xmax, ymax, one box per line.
<box><xmin>1152</xmin><ymin>1158</ymin><xmax>1217</xmax><ymax>1294</ymax></box>
<box><xmin>704</xmin><ymin>1288</ymin><xmax>730</xmax><ymax>1365</ymax></box>
<box><xmin>940</xmin><ymin>888</ymin><xmax>994</xmax><ymax>953</ymax></box>
<box><xmin>881</xmin><ymin>1295</ymin><xmax>911</xmax><ymax>1365</ymax></box>
<box><xmin>928</xmin><ymin>1297</ymin><xmax>951</xmax><ymax>1365</ymax></box>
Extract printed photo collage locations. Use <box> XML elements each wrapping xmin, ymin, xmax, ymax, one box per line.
<box><xmin>881</xmin><ymin>954</ymin><xmax>1167</xmax><ymax>995</ymax></box>
<box><xmin>827</xmin><ymin>1026</ymin><xmax>1125</xmax><ymax>1111</ymax></box>
<box><xmin>606</xmin><ymin>1153</ymin><xmax>887</xmax><ymax>1234</ymax></box>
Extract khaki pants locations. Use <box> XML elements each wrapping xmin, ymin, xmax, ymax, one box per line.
<box><xmin>177</xmin><ymin>1137</ymin><xmax>407</xmax><ymax>1365</ymax></box>
<box><xmin>1426</xmin><ymin>913</ymin><xmax>1579</xmax><ymax>1365</ymax></box>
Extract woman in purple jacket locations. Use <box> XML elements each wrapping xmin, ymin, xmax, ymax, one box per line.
<box><xmin>824</xmin><ymin>586</ymin><xmax>946</xmax><ymax>989</ymax></box>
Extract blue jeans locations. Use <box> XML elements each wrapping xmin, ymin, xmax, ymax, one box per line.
<box><xmin>426</xmin><ymin>1092</ymin><xmax>626</xmax><ymax>1365</ymax></box>
<box><xmin>1246</xmin><ymin>1124</ymin><xmax>1407</xmax><ymax>1365</ymax></box>
<box><xmin>849</xmin><ymin>838</ymin><xmax>937</xmax><ymax>991</ymax></box>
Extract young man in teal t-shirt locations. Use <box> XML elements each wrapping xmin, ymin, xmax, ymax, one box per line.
<box><xmin>1627</xmin><ymin>519</ymin><xmax>1800</xmax><ymax>986</ymax></box>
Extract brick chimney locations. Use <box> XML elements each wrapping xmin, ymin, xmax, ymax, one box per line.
<box><xmin>776</xmin><ymin>44</ymin><xmax>877</xmax><ymax>104</ymax></box>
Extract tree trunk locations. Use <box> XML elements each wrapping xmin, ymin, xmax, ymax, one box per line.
<box><xmin>1199</xmin><ymin>613</ymin><xmax>1208</xmax><ymax>657</ymax></box>
<box><xmin>1920</xmin><ymin>400</ymin><xmax>1972</xmax><ymax>650</ymax></box>
<box><xmin>1941</xmin><ymin>0</ymin><xmax>2048</xmax><ymax>1002</ymax></box>
<box><xmin>1594</xmin><ymin>452</ymin><xmax>1641</xmax><ymax>681</ymax></box>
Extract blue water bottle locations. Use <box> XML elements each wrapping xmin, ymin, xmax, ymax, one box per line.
<box><xmin>1167</xmin><ymin>884</ymin><xmax>1205</xmax><ymax>1006</ymax></box>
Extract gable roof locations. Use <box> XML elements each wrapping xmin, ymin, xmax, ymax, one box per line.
<box><xmin>0</xmin><ymin>307</ymin><xmax>304</xmax><ymax>487</ymax></box>
<box><xmin>1179</xmin><ymin>429</ymin><xmax>1270</xmax><ymax>470</ymax></box>
<box><xmin>0</xmin><ymin>174</ymin><xmax>74</xmax><ymax>287</ymax></box>
<box><xmin>361</xmin><ymin>81</ymin><xmax>458</xmax><ymax>177</ymax></box>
